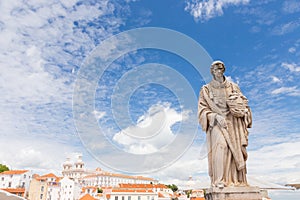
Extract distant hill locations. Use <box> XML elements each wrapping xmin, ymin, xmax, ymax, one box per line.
<box><xmin>285</xmin><ymin>184</ymin><xmax>300</xmax><ymax>189</ymax></box>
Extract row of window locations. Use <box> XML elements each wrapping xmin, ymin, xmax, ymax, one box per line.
<box><xmin>0</xmin><ymin>175</ymin><xmax>30</xmax><ymax>180</ymax></box>
<box><xmin>1</xmin><ymin>181</ymin><xmax>25</xmax><ymax>188</ymax></box>
<box><xmin>114</xmin><ymin>196</ymin><xmax>155</xmax><ymax>200</ymax></box>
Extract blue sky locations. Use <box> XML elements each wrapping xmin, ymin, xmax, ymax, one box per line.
<box><xmin>1</xmin><ymin>0</ymin><xmax>300</xmax><ymax>198</ymax></box>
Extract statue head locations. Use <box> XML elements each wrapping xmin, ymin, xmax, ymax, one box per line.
<box><xmin>210</xmin><ymin>60</ymin><xmax>225</xmax><ymax>80</ymax></box>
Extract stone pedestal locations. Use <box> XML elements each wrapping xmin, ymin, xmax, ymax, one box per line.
<box><xmin>205</xmin><ymin>186</ymin><xmax>262</xmax><ymax>200</ymax></box>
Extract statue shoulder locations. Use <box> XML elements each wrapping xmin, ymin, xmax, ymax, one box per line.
<box><xmin>200</xmin><ymin>84</ymin><xmax>213</xmax><ymax>100</ymax></box>
<box><xmin>201</xmin><ymin>84</ymin><xmax>211</xmax><ymax>93</ymax></box>
<box><xmin>231</xmin><ymin>82</ymin><xmax>240</xmax><ymax>88</ymax></box>
<box><xmin>227</xmin><ymin>81</ymin><xmax>241</xmax><ymax>92</ymax></box>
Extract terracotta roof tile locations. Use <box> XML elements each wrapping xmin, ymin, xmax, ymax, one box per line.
<box><xmin>0</xmin><ymin>170</ymin><xmax>28</xmax><ymax>175</ymax></box>
<box><xmin>119</xmin><ymin>183</ymin><xmax>167</xmax><ymax>189</ymax></box>
<box><xmin>82</xmin><ymin>186</ymin><xmax>97</xmax><ymax>193</ymax></box>
<box><xmin>41</xmin><ymin>173</ymin><xmax>57</xmax><ymax>178</ymax></box>
<box><xmin>80</xmin><ymin>194</ymin><xmax>97</xmax><ymax>200</ymax></box>
<box><xmin>1</xmin><ymin>188</ymin><xmax>25</xmax><ymax>193</ymax></box>
<box><xmin>190</xmin><ymin>198</ymin><xmax>205</xmax><ymax>200</ymax></box>
<box><xmin>112</xmin><ymin>189</ymin><xmax>154</xmax><ymax>193</ymax></box>
<box><xmin>158</xmin><ymin>192</ymin><xmax>165</xmax><ymax>197</ymax></box>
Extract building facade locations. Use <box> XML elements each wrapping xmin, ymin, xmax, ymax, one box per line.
<box><xmin>62</xmin><ymin>155</ymin><xmax>158</xmax><ymax>187</ymax></box>
<box><xmin>0</xmin><ymin>170</ymin><xmax>32</xmax><ymax>197</ymax></box>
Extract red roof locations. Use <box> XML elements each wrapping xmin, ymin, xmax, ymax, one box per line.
<box><xmin>0</xmin><ymin>170</ymin><xmax>28</xmax><ymax>175</ymax></box>
<box><xmin>1</xmin><ymin>188</ymin><xmax>25</xmax><ymax>197</ymax></box>
<box><xmin>119</xmin><ymin>183</ymin><xmax>167</xmax><ymax>189</ymax></box>
<box><xmin>80</xmin><ymin>194</ymin><xmax>97</xmax><ymax>200</ymax></box>
<box><xmin>158</xmin><ymin>192</ymin><xmax>165</xmax><ymax>198</ymax></box>
<box><xmin>190</xmin><ymin>198</ymin><xmax>205</xmax><ymax>200</ymax></box>
<box><xmin>41</xmin><ymin>173</ymin><xmax>57</xmax><ymax>178</ymax></box>
<box><xmin>82</xmin><ymin>186</ymin><xmax>97</xmax><ymax>193</ymax></box>
<box><xmin>112</xmin><ymin>189</ymin><xmax>154</xmax><ymax>193</ymax></box>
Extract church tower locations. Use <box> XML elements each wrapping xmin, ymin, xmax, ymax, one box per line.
<box><xmin>62</xmin><ymin>157</ymin><xmax>72</xmax><ymax>177</ymax></box>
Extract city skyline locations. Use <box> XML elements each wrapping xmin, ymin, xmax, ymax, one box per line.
<box><xmin>1</xmin><ymin>1</ymin><xmax>300</xmax><ymax>199</ymax></box>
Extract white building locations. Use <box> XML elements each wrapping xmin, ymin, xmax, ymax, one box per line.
<box><xmin>105</xmin><ymin>188</ymin><xmax>158</xmax><ymax>200</ymax></box>
<box><xmin>60</xmin><ymin>176</ymin><xmax>81</xmax><ymax>200</ymax></box>
<box><xmin>82</xmin><ymin>171</ymin><xmax>157</xmax><ymax>188</ymax></box>
<box><xmin>81</xmin><ymin>186</ymin><xmax>99</xmax><ymax>199</ymax></box>
<box><xmin>46</xmin><ymin>181</ymin><xmax>60</xmax><ymax>200</ymax></box>
<box><xmin>0</xmin><ymin>170</ymin><xmax>32</xmax><ymax>197</ymax></box>
<box><xmin>28</xmin><ymin>173</ymin><xmax>61</xmax><ymax>200</ymax></box>
<box><xmin>62</xmin><ymin>155</ymin><xmax>158</xmax><ymax>187</ymax></box>
<box><xmin>29</xmin><ymin>173</ymin><xmax>82</xmax><ymax>200</ymax></box>
<box><xmin>62</xmin><ymin>156</ymin><xmax>91</xmax><ymax>181</ymax></box>
<box><xmin>101</xmin><ymin>183</ymin><xmax>175</xmax><ymax>200</ymax></box>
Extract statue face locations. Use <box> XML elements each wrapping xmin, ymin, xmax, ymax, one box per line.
<box><xmin>211</xmin><ymin>64</ymin><xmax>225</xmax><ymax>79</ymax></box>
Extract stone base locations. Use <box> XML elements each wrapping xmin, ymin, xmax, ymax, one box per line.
<box><xmin>205</xmin><ymin>186</ymin><xmax>262</xmax><ymax>200</ymax></box>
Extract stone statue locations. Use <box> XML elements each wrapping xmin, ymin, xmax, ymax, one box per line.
<box><xmin>198</xmin><ymin>61</ymin><xmax>252</xmax><ymax>188</ymax></box>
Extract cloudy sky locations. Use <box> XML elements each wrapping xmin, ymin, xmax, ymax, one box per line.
<box><xmin>1</xmin><ymin>0</ymin><xmax>300</xmax><ymax>198</ymax></box>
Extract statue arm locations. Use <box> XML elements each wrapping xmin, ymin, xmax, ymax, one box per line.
<box><xmin>231</xmin><ymin>83</ymin><xmax>252</xmax><ymax>128</ymax></box>
<box><xmin>198</xmin><ymin>86</ymin><xmax>217</xmax><ymax>132</ymax></box>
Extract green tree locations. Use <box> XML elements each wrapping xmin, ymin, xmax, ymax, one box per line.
<box><xmin>166</xmin><ymin>184</ymin><xmax>178</xmax><ymax>192</ymax></box>
<box><xmin>0</xmin><ymin>164</ymin><xmax>9</xmax><ymax>173</ymax></box>
<box><xmin>186</xmin><ymin>190</ymin><xmax>192</xmax><ymax>198</ymax></box>
<box><xmin>97</xmin><ymin>188</ymin><xmax>103</xmax><ymax>193</ymax></box>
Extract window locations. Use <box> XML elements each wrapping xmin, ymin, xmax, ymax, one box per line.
<box><xmin>115</xmin><ymin>196</ymin><xmax>118</xmax><ymax>200</ymax></box>
<box><xmin>147</xmin><ymin>196</ymin><xmax>150</xmax><ymax>200</ymax></box>
<box><xmin>1</xmin><ymin>177</ymin><xmax>4</xmax><ymax>181</ymax></box>
<box><xmin>40</xmin><ymin>194</ymin><xmax>43</xmax><ymax>199</ymax></box>
<box><xmin>8</xmin><ymin>182</ymin><xmax>11</xmax><ymax>187</ymax></box>
<box><xmin>22</xmin><ymin>182</ymin><xmax>25</xmax><ymax>188</ymax></box>
<box><xmin>128</xmin><ymin>196</ymin><xmax>131</xmax><ymax>200</ymax></box>
<box><xmin>41</xmin><ymin>186</ymin><xmax>44</xmax><ymax>192</ymax></box>
<box><xmin>122</xmin><ymin>196</ymin><xmax>125</xmax><ymax>200</ymax></box>
<box><xmin>138</xmin><ymin>196</ymin><xmax>141</xmax><ymax>200</ymax></box>
<box><xmin>24</xmin><ymin>174</ymin><xmax>26</xmax><ymax>179</ymax></box>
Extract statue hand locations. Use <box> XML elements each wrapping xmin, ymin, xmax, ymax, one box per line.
<box><xmin>215</xmin><ymin>115</ymin><xmax>227</xmax><ymax>129</ymax></box>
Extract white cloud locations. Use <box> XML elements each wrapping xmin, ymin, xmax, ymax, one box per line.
<box><xmin>185</xmin><ymin>0</ymin><xmax>250</xmax><ymax>21</ymax></box>
<box><xmin>0</xmin><ymin>136</ymin><xmax>82</xmax><ymax>174</ymax></box>
<box><xmin>282</xmin><ymin>0</ymin><xmax>300</xmax><ymax>14</ymax></box>
<box><xmin>282</xmin><ymin>62</ymin><xmax>300</xmax><ymax>72</ymax></box>
<box><xmin>272</xmin><ymin>20</ymin><xmax>300</xmax><ymax>35</ymax></box>
<box><xmin>288</xmin><ymin>47</ymin><xmax>296</xmax><ymax>53</ymax></box>
<box><xmin>113</xmin><ymin>103</ymin><xmax>191</xmax><ymax>154</ymax></box>
<box><xmin>248</xmin><ymin>141</ymin><xmax>300</xmax><ymax>184</ymax></box>
<box><xmin>93</xmin><ymin>110</ymin><xmax>106</xmax><ymax>120</ymax></box>
<box><xmin>271</xmin><ymin>86</ymin><xmax>298</xmax><ymax>95</ymax></box>
<box><xmin>235</xmin><ymin>7</ymin><xmax>276</xmax><ymax>26</ymax></box>
<box><xmin>271</xmin><ymin>75</ymin><xmax>281</xmax><ymax>83</ymax></box>
<box><xmin>0</xmin><ymin>0</ymin><xmax>127</xmax><ymax>173</ymax></box>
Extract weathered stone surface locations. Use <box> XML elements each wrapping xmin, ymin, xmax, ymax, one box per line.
<box><xmin>198</xmin><ymin>61</ymin><xmax>252</xmax><ymax>187</ymax></box>
<box><xmin>205</xmin><ymin>186</ymin><xmax>262</xmax><ymax>200</ymax></box>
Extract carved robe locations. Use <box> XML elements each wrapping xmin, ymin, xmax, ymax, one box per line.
<box><xmin>198</xmin><ymin>78</ymin><xmax>252</xmax><ymax>186</ymax></box>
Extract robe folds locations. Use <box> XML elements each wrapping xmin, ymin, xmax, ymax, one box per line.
<box><xmin>198</xmin><ymin>78</ymin><xmax>252</xmax><ymax>186</ymax></box>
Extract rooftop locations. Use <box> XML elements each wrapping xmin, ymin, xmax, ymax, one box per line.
<box><xmin>0</xmin><ymin>170</ymin><xmax>28</xmax><ymax>175</ymax></box>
